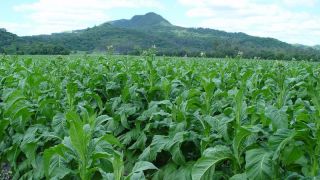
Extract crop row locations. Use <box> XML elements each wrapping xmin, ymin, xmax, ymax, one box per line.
<box><xmin>0</xmin><ymin>55</ymin><xmax>320</xmax><ymax>179</ymax></box>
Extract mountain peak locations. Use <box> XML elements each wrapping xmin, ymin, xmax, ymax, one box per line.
<box><xmin>110</xmin><ymin>12</ymin><xmax>171</xmax><ymax>28</ymax></box>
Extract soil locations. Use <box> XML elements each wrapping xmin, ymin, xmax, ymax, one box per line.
<box><xmin>0</xmin><ymin>163</ymin><xmax>12</xmax><ymax>180</ymax></box>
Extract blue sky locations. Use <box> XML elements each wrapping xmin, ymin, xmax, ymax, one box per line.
<box><xmin>1</xmin><ymin>0</ymin><xmax>319</xmax><ymax>45</ymax></box>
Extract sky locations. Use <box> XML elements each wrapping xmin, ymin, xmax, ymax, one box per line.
<box><xmin>0</xmin><ymin>0</ymin><xmax>319</xmax><ymax>45</ymax></box>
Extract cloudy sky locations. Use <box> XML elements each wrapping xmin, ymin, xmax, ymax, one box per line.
<box><xmin>1</xmin><ymin>0</ymin><xmax>319</xmax><ymax>45</ymax></box>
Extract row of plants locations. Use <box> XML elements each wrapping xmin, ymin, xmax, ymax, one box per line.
<box><xmin>0</xmin><ymin>54</ymin><xmax>319</xmax><ymax>179</ymax></box>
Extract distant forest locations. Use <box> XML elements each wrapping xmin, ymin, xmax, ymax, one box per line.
<box><xmin>1</xmin><ymin>12</ymin><xmax>320</xmax><ymax>60</ymax></box>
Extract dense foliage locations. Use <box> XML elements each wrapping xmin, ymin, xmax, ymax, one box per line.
<box><xmin>1</xmin><ymin>13</ymin><xmax>320</xmax><ymax>60</ymax></box>
<box><xmin>314</xmin><ymin>45</ymin><xmax>320</xmax><ymax>50</ymax></box>
<box><xmin>0</xmin><ymin>54</ymin><xmax>320</xmax><ymax>179</ymax></box>
<box><xmin>0</xmin><ymin>29</ymin><xmax>70</xmax><ymax>55</ymax></box>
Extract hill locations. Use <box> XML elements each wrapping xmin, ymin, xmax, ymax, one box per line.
<box><xmin>0</xmin><ymin>28</ymin><xmax>70</xmax><ymax>55</ymax></box>
<box><xmin>1</xmin><ymin>12</ymin><xmax>320</xmax><ymax>60</ymax></box>
<box><xmin>313</xmin><ymin>45</ymin><xmax>320</xmax><ymax>50</ymax></box>
<box><xmin>110</xmin><ymin>12</ymin><xmax>172</xmax><ymax>28</ymax></box>
<box><xmin>0</xmin><ymin>29</ymin><xmax>17</xmax><ymax>53</ymax></box>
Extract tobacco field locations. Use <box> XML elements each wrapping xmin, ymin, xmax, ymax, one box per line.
<box><xmin>0</xmin><ymin>54</ymin><xmax>320</xmax><ymax>180</ymax></box>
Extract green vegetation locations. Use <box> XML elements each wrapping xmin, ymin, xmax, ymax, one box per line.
<box><xmin>1</xmin><ymin>12</ymin><xmax>320</xmax><ymax>60</ymax></box>
<box><xmin>0</xmin><ymin>54</ymin><xmax>320</xmax><ymax>179</ymax></box>
<box><xmin>314</xmin><ymin>45</ymin><xmax>320</xmax><ymax>50</ymax></box>
<box><xmin>0</xmin><ymin>29</ymin><xmax>70</xmax><ymax>55</ymax></box>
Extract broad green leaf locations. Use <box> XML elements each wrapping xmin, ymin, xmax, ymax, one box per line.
<box><xmin>20</xmin><ymin>142</ymin><xmax>37</xmax><ymax>168</ymax></box>
<box><xmin>170</xmin><ymin>145</ymin><xmax>186</xmax><ymax>165</ymax></box>
<box><xmin>66</xmin><ymin>82</ymin><xmax>78</xmax><ymax>97</ymax></box>
<box><xmin>3</xmin><ymin>89</ymin><xmax>26</xmax><ymax>113</ymax></box>
<box><xmin>66</xmin><ymin>82</ymin><xmax>78</xmax><ymax>109</ymax></box>
<box><xmin>69</xmin><ymin>120</ymin><xmax>89</xmax><ymax>160</ymax></box>
<box><xmin>98</xmin><ymin>169</ymin><xmax>114</xmax><ymax>180</ymax></box>
<box><xmin>139</xmin><ymin>135</ymin><xmax>169</xmax><ymax>161</ymax></box>
<box><xmin>66</xmin><ymin>111</ymin><xmax>89</xmax><ymax>157</ymax></box>
<box><xmin>20</xmin><ymin>126</ymin><xmax>41</xmax><ymax>168</ymax></box>
<box><xmin>233</xmin><ymin>126</ymin><xmax>252</xmax><ymax>165</ymax></box>
<box><xmin>52</xmin><ymin>113</ymin><xmax>67</xmax><ymax>137</ymax></box>
<box><xmin>93</xmin><ymin>93</ymin><xmax>103</xmax><ymax>114</ymax></box>
<box><xmin>192</xmin><ymin>145</ymin><xmax>233</xmax><ymax>180</ymax></box>
<box><xmin>46</xmin><ymin>156</ymin><xmax>71</xmax><ymax>179</ymax></box>
<box><xmin>245</xmin><ymin>148</ymin><xmax>273</xmax><ymax>180</ymax></box>
<box><xmin>173</xmin><ymin>162</ymin><xmax>194</xmax><ymax>180</ymax></box>
<box><xmin>265</xmin><ymin>106</ymin><xmax>288</xmax><ymax>130</ymax></box>
<box><xmin>43</xmin><ymin>144</ymin><xmax>70</xmax><ymax>179</ymax></box>
<box><xmin>95</xmin><ymin>115</ymin><xmax>113</xmax><ymax>126</ymax></box>
<box><xmin>138</xmin><ymin>146</ymin><xmax>152</xmax><ymax>161</ymax></box>
<box><xmin>205</xmin><ymin>115</ymin><xmax>233</xmax><ymax>142</ymax></box>
<box><xmin>230</xmin><ymin>173</ymin><xmax>247</xmax><ymax>180</ymax></box>
<box><xmin>235</xmin><ymin>88</ymin><xmax>245</xmax><ymax>126</ymax></box>
<box><xmin>129</xmin><ymin>133</ymin><xmax>147</xmax><ymax>150</ymax></box>
<box><xmin>0</xmin><ymin>119</ymin><xmax>9</xmax><ymax>140</ymax></box>
<box><xmin>132</xmin><ymin>161</ymin><xmax>158</xmax><ymax>173</ymax></box>
<box><xmin>152</xmin><ymin>162</ymin><xmax>177</xmax><ymax>180</ymax></box>
<box><xmin>113</xmin><ymin>152</ymin><xmax>124</xmax><ymax>180</ymax></box>
<box><xmin>129</xmin><ymin>172</ymin><xmax>145</xmax><ymax>180</ymax></box>
<box><xmin>98</xmin><ymin>134</ymin><xmax>123</xmax><ymax>148</ymax></box>
<box><xmin>268</xmin><ymin>129</ymin><xmax>296</xmax><ymax>160</ymax></box>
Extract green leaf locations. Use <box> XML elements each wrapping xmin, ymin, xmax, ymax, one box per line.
<box><xmin>98</xmin><ymin>168</ymin><xmax>114</xmax><ymax>180</ymax></box>
<box><xmin>152</xmin><ymin>163</ymin><xmax>177</xmax><ymax>180</ymax></box>
<box><xmin>69</xmin><ymin>121</ymin><xmax>88</xmax><ymax>158</ymax></box>
<box><xmin>165</xmin><ymin>132</ymin><xmax>186</xmax><ymax>149</ymax></box>
<box><xmin>20</xmin><ymin>126</ymin><xmax>41</xmax><ymax>168</ymax></box>
<box><xmin>170</xmin><ymin>145</ymin><xmax>186</xmax><ymax>165</ymax></box>
<box><xmin>265</xmin><ymin>106</ymin><xmax>288</xmax><ymax>130</ymax></box>
<box><xmin>281</xmin><ymin>144</ymin><xmax>304</xmax><ymax>166</ymax></box>
<box><xmin>138</xmin><ymin>146</ymin><xmax>152</xmax><ymax>161</ymax></box>
<box><xmin>20</xmin><ymin>142</ymin><xmax>37</xmax><ymax>168</ymax></box>
<box><xmin>98</xmin><ymin>134</ymin><xmax>123</xmax><ymax>148</ymax></box>
<box><xmin>93</xmin><ymin>93</ymin><xmax>104</xmax><ymax>114</ymax></box>
<box><xmin>268</xmin><ymin>129</ymin><xmax>296</xmax><ymax>160</ymax></box>
<box><xmin>132</xmin><ymin>161</ymin><xmax>158</xmax><ymax>173</ymax></box>
<box><xmin>113</xmin><ymin>152</ymin><xmax>124</xmax><ymax>180</ymax></box>
<box><xmin>3</xmin><ymin>89</ymin><xmax>26</xmax><ymax>113</ymax></box>
<box><xmin>205</xmin><ymin>115</ymin><xmax>233</xmax><ymax>142</ymax></box>
<box><xmin>95</xmin><ymin>115</ymin><xmax>113</xmax><ymax>126</ymax></box>
<box><xmin>129</xmin><ymin>133</ymin><xmax>147</xmax><ymax>150</ymax></box>
<box><xmin>92</xmin><ymin>152</ymin><xmax>112</xmax><ymax>161</ymax></box>
<box><xmin>66</xmin><ymin>111</ymin><xmax>91</xmax><ymax>179</ymax></box>
<box><xmin>43</xmin><ymin>144</ymin><xmax>70</xmax><ymax>179</ymax></box>
<box><xmin>245</xmin><ymin>148</ymin><xmax>273</xmax><ymax>180</ymax></box>
<box><xmin>235</xmin><ymin>88</ymin><xmax>245</xmax><ymax>126</ymax></box>
<box><xmin>139</xmin><ymin>135</ymin><xmax>169</xmax><ymax>161</ymax></box>
<box><xmin>66</xmin><ymin>82</ymin><xmax>78</xmax><ymax>97</ymax></box>
<box><xmin>230</xmin><ymin>173</ymin><xmax>247</xmax><ymax>180</ymax></box>
<box><xmin>66</xmin><ymin>111</ymin><xmax>89</xmax><ymax>158</ymax></box>
<box><xmin>233</xmin><ymin>126</ymin><xmax>252</xmax><ymax>165</ymax></box>
<box><xmin>52</xmin><ymin>113</ymin><xmax>67</xmax><ymax>137</ymax></box>
<box><xmin>192</xmin><ymin>145</ymin><xmax>233</xmax><ymax>180</ymax></box>
<box><xmin>66</xmin><ymin>82</ymin><xmax>78</xmax><ymax>109</ymax></box>
<box><xmin>129</xmin><ymin>172</ymin><xmax>145</xmax><ymax>180</ymax></box>
<box><xmin>120</xmin><ymin>113</ymin><xmax>130</xmax><ymax>129</ymax></box>
<box><xmin>0</xmin><ymin>118</ymin><xmax>9</xmax><ymax>140</ymax></box>
<box><xmin>173</xmin><ymin>162</ymin><xmax>194</xmax><ymax>180</ymax></box>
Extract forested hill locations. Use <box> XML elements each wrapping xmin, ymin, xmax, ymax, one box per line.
<box><xmin>314</xmin><ymin>45</ymin><xmax>320</xmax><ymax>50</ymax></box>
<box><xmin>1</xmin><ymin>12</ymin><xmax>320</xmax><ymax>60</ymax></box>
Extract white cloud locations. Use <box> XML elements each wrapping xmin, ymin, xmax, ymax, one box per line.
<box><xmin>12</xmin><ymin>0</ymin><xmax>163</xmax><ymax>35</ymax></box>
<box><xmin>178</xmin><ymin>0</ymin><xmax>320</xmax><ymax>45</ymax></box>
<box><xmin>282</xmin><ymin>0</ymin><xmax>317</xmax><ymax>7</ymax></box>
<box><xmin>0</xmin><ymin>22</ymin><xmax>31</xmax><ymax>34</ymax></box>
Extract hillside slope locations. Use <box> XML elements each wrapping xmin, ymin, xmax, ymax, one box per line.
<box><xmin>313</xmin><ymin>45</ymin><xmax>320</xmax><ymax>50</ymax></box>
<box><xmin>1</xmin><ymin>12</ymin><xmax>320</xmax><ymax>60</ymax></box>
